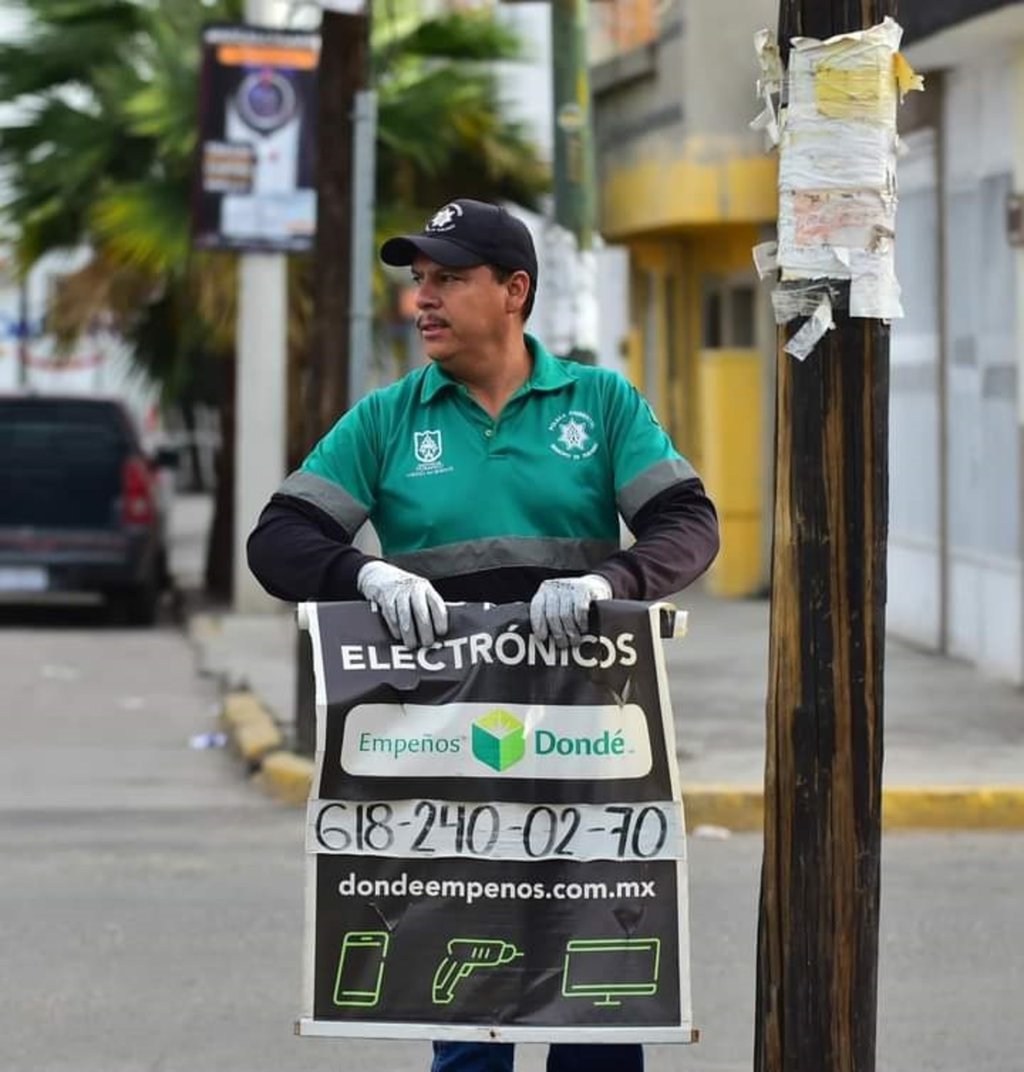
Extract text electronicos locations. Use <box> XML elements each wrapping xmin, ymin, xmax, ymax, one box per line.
<box><xmin>339</xmin><ymin>630</ymin><xmax>638</xmax><ymax>673</ymax></box>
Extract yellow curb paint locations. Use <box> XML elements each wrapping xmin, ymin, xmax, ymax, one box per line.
<box><xmin>881</xmin><ymin>787</ymin><xmax>1024</xmax><ymax>831</ymax></box>
<box><xmin>187</xmin><ymin>613</ymin><xmax>222</xmax><ymax>641</ymax></box>
<box><xmin>221</xmin><ymin>690</ymin><xmax>267</xmax><ymax>726</ymax></box>
<box><xmin>681</xmin><ymin>786</ymin><xmax>1024</xmax><ymax>832</ymax></box>
<box><xmin>220</xmin><ymin>691</ymin><xmax>283</xmax><ymax>763</ymax></box>
<box><xmin>259</xmin><ymin>752</ymin><xmax>315</xmax><ymax>806</ymax></box>
<box><xmin>233</xmin><ymin>719</ymin><xmax>283</xmax><ymax>764</ymax></box>
<box><xmin>683</xmin><ymin>788</ymin><xmax>764</xmax><ymax>832</ymax></box>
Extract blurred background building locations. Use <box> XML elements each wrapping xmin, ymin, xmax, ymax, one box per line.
<box><xmin>579</xmin><ymin>0</ymin><xmax>1024</xmax><ymax>686</ymax></box>
<box><xmin>589</xmin><ymin>0</ymin><xmax>777</xmax><ymax>604</ymax></box>
<box><xmin>892</xmin><ymin>0</ymin><xmax>1024</xmax><ymax>683</ymax></box>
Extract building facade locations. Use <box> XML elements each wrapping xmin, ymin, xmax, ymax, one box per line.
<box><xmin>590</xmin><ymin>0</ymin><xmax>778</xmax><ymax>598</ymax></box>
<box><xmin>894</xmin><ymin>1</ymin><xmax>1024</xmax><ymax>682</ymax></box>
<box><xmin>591</xmin><ymin>0</ymin><xmax>1024</xmax><ymax>683</ymax></box>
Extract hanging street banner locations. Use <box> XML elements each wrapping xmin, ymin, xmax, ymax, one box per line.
<box><xmin>296</xmin><ymin>600</ymin><xmax>698</xmax><ymax>1044</ymax></box>
<box><xmin>192</xmin><ymin>24</ymin><xmax>319</xmax><ymax>253</ymax></box>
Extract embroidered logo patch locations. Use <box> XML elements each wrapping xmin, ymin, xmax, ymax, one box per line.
<box><xmin>549</xmin><ymin>411</ymin><xmax>599</xmax><ymax>460</ymax></box>
<box><xmin>409</xmin><ymin>429</ymin><xmax>454</xmax><ymax>479</ymax></box>
<box><xmin>426</xmin><ymin>203</ymin><xmax>463</xmax><ymax>233</ymax></box>
<box><xmin>414</xmin><ymin>429</ymin><xmax>443</xmax><ymax>465</ymax></box>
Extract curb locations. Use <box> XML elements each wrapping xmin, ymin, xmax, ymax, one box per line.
<box><xmin>683</xmin><ymin>787</ymin><xmax>1024</xmax><ymax>832</ymax></box>
<box><xmin>217</xmin><ymin>692</ymin><xmax>1024</xmax><ymax>832</ymax></box>
<box><xmin>221</xmin><ymin>691</ymin><xmax>284</xmax><ymax>765</ymax></box>
<box><xmin>256</xmin><ymin>751</ymin><xmax>316</xmax><ymax>806</ymax></box>
<box><xmin>880</xmin><ymin>787</ymin><xmax>1024</xmax><ymax>831</ymax></box>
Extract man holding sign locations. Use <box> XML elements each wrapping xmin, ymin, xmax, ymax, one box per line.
<box><xmin>248</xmin><ymin>198</ymin><xmax>719</xmax><ymax>1072</ymax></box>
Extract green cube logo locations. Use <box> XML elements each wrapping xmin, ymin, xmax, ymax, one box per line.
<box><xmin>472</xmin><ymin>709</ymin><xmax>526</xmax><ymax>772</ymax></box>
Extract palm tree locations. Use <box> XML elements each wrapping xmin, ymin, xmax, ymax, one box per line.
<box><xmin>0</xmin><ymin>0</ymin><xmax>242</xmax><ymax>491</ymax></box>
<box><xmin>375</xmin><ymin>6</ymin><xmax>548</xmax><ymax>221</ymax></box>
<box><xmin>0</xmin><ymin>0</ymin><xmax>549</xmax><ymax>599</ymax></box>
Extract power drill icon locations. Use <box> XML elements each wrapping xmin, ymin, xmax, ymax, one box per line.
<box><xmin>431</xmin><ymin>938</ymin><xmax>524</xmax><ymax>1005</ymax></box>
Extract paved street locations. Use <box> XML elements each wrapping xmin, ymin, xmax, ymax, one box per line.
<box><xmin>0</xmin><ymin>606</ymin><xmax>1022</xmax><ymax>1070</ymax></box>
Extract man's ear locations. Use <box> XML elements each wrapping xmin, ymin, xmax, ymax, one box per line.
<box><xmin>505</xmin><ymin>270</ymin><xmax>531</xmax><ymax>315</ymax></box>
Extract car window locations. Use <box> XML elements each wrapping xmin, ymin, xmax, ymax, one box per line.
<box><xmin>0</xmin><ymin>401</ymin><xmax>133</xmax><ymax>528</ymax></box>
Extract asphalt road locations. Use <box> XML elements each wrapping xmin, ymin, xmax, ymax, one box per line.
<box><xmin>1</xmin><ymin>610</ymin><xmax>1022</xmax><ymax>1072</ymax></box>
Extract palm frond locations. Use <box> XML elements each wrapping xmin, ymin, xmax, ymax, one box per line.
<box><xmin>90</xmin><ymin>179</ymin><xmax>192</xmax><ymax>275</ymax></box>
<box><xmin>2</xmin><ymin>0</ymin><xmax>550</xmax><ymax>409</ymax></box>
<box><xmin>382</xmin><ymin>11</ymin><xmax>523</xmax><ymax>63</ymax></box>
<box><xmin>190</xmin><ymin>251</ymin><xmax>238</xmax><ymax>353</ymax></box>
<box><xmin>47</xmin><ymin>250</ymin><xmax>159</xmax><ymax>344</ymax></box>
<box><xmin>0</xmin><ymin>4</ymin><xmax>145</xmax><ymax>100</ymax></box>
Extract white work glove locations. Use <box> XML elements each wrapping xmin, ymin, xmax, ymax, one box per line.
<box><xmin>356</xmin><ymin>560</ymin><xmax>449</xmax><ymax>648</ymax></box>
<box><xmin>530</xmin><ymin>574</ymin><xmax>613</xmax><ymax>648</ymax></box>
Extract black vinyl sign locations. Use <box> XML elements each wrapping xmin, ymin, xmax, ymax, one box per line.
<box><xmin>297</xmin><ymin>600</ymin><xmax>696</xmax><ymax>1044</ymax></box>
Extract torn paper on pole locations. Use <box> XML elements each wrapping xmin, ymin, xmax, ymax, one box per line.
<box><xmin>752</xmin><ymin>17</ymin><xmax>923</xmax><ymax>360</ymax></box>
<box><xmin>751</xmin><ymin>28</ymin><xmax>784</xmax><ymax>148</ymax></box>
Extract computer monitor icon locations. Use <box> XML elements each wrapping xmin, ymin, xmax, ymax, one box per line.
<box><xmin>561</xmin><ymin>938</ymin><xmax>661</xmax><ymax>1007</ymax></box>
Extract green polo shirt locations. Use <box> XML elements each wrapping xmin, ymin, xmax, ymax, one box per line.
<box><xmin>278</xmin><ymin>335</ymin><xmax>696</xmax><ymax>580</ymax></box>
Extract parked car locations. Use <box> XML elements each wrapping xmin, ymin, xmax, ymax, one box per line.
<box><xmin>0</xmin><ymin>394</ymin><xmax>170</xmax><ymax>624</ymax></box>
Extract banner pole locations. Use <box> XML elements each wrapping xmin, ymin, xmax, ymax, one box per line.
<box><xmin>232</xmin><ymin>0</ymin><xmax>290</xmax><ymax>613</ymax></box>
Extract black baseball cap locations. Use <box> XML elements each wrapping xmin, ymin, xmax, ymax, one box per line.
<box><xmin>380</xmin><ymin>198</ymin><xmax>538</xmax><ymax>288</ymax></box>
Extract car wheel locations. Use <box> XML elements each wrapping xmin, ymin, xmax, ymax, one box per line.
<box><xmin>106</xmin><ymin>577</ymin><xmax>160</xmax><ymax>627</ymax></box>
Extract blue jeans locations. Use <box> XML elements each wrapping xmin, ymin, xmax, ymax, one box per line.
<box><xmin>430</xmin><ymin>1042</ymin><xmax>643</xmax><ymax>1072</ymax></box>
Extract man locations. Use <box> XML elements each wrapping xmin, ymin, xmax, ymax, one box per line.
<box><xmin>247</xmin><ymin>198</ymin><xmax>719</xmax><ymax>1072</ymax></box>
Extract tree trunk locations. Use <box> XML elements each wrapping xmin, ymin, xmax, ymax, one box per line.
<box><xmin>180</xmin><ymin>400</ymin><xmax>206</xmax><ymax>493</ymax></box>
<box><xmin>204</xmin><ymin>351</ymin><xmax>236</xmax><ymax>601</ymax></box>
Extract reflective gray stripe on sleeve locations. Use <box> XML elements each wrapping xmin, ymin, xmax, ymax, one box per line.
<box><xmin>390</xmin><ymin>537</ymin><xmax>620</xmax><ymax>580</ymax></box>
<box><xmin>616</xmin><ymin>457</ymin><xmax>698</xmax><ymax>525</ymax></box>
<box><xmin>278</xmin><ymin>470</ymin><xmax>369</xmax><ymax>534</ymax></box>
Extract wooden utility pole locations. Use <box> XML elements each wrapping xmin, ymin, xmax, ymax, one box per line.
<box><xmin>755</xmin><ymin>2</ymin><xmax>894</xmax><ymax>1071</ymax></box>
<box><xmin>295</xmin><ymin>7</ymin><xmax>371</xmax><ymax>757</ymax></box>
<box><xmin>305</xmin><ymin>9</ymin><xmax>369</xmax><ymax>446</ymax></box>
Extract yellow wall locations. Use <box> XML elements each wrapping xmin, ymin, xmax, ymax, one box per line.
<box><xmin>621</xmin><ymin>224</ymin><xmax>769</xmax><ymax>595</ymax></box>
<box><xmin>599</xmin><ymin>123</ymin><xmax>776</xmax><ymax>598</ymax></box>
<box><xmin>602</xmin><ymin>152</ymin><xmax>777</xmax><ymax>239</ymax></box>
<box><xmin>697</xmin><ymin>348</ymin><xmax>764</xmax><ymax>597</ymax></box>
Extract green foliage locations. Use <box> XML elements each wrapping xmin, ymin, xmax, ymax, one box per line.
<box><xmin>0</xmin><ymin>0</ymin><xmax>243</xmax><ymax>401</ymax></box>
<box><xmin>374</xmin><ymin>8</ymin><xmax>548</xmax><ymax>220</ymax></box>
<box><xmin>0</xmin><ymin>0</ymin><xmax>549</xmax><ymax>407</ymax></box>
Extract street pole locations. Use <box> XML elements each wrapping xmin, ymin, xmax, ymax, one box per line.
<box><xmin>294</xmin><ymin>5</ymin><xmax>372</xmax><ymax>757</ymax></box>
<box><xmin>347</xmin><ymin>88</ymin><xmax>377</xmax><ymax>405</ymax></box>
<box><xmin>549</xmin><ymin>0</ymin><xmax>598</xmax><ymax>364</ymax></box>
<box><xmin>233</xmin><ymin>0</ymin><xmax>290</xmax><ymax>613</ymax></box>
<box><xmin>755</xmin><ymin>2</ymin><xmax>894</xmax><ymax>1071</ymax></box>
<box><xmin>17</xmin><ymin>276</ymin><xmax>29</xmax><ymax>388</ymax></box>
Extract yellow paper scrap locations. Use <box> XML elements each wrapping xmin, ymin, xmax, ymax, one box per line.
<box><xmin>894</xmin><ymin>52</ymin><xmax>925</xmax><ymax>101</ymax></box>
<box><xmin>814</xmin><ymin>59</ymin><xmax>895</xmax><ymax>121</ymax></box>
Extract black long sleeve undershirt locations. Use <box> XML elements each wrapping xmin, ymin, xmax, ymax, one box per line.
<box><xmin>593</xmin><ymin>479</ymin><xmax>720</xmax><ymax>600</ymax></box>
<box><xmin>246</xmin><ymin>477</ymin><xmax>720</xmax><ymax>606</ymax></box>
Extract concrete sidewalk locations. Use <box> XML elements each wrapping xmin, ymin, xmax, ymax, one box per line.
<box><xmin>174</xmin><ymin>494</ymin><xmax>1024</xmax><ymax>828</ymax></box>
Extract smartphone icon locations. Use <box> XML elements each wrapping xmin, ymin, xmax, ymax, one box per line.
<box><xmin>333</xmin><ymin>930</ymin><xmax>390</xmax><ymax>1007</ymax></box>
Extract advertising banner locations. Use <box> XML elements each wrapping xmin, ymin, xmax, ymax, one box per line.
<box><xmin>193</xmin><ymin>24</ymin><xmax>319</xmax><ymax>253</ymax></box>
<box><xmin>297</xmin><ymin>600</ymin><xmax>697</xmax><ymax>1044</ymax></box>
